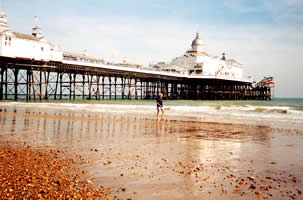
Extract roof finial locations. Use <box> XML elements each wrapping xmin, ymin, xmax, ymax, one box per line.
<box><xmin>32</xmin><ymin>16</ymin><xmax>43</xmax><ymax>38</ymax></box>
<box><xmin>34</xmin><ymin>16</ymin><xmax>38</xmax><ymax>28</ymax></box>
<box><xmin>221</xmin><ymin>52</ymin><xmax>226</xmax><ymax>60</ymax></box>
<box><xmin>196</xmin><ymin>32</ymin><xmax>200</xmax><ymax>39</ymax></box>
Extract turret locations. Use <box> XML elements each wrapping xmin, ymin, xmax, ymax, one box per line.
<box><xmin>32</xmin><ymin>16</ymin><xmax>44</xmax><ymax>39</ymax></box>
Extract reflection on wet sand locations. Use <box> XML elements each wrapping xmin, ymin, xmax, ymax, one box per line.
<box><xmin>0</xmin><ymin>106</ymin><xmax>302</xmax><ymax>200</ymax></box>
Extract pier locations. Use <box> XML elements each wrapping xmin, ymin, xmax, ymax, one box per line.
<box><xmin>0</xmin><ymin>56</ymin><xmax>272</xmax><ymax>101</ymax></box>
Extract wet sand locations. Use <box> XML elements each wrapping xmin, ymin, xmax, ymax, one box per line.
<box><xmin>0</xmin><ymin>104</ymin><xmax>303</xmax><ymax>200</ymax></box>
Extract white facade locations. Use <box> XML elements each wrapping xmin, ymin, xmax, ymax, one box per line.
<box><xmin>0</xmin><ymin>11</ymin><xmax>62</xmax><ymax>61</ymax></box>
<box><xmin>156</xmin><ymin>33</ymin><xmax>243</xmax><ymax>79</ymax></box>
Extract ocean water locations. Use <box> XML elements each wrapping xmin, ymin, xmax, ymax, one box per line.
<box><xmin>1</xmin><ymin>98</ymin><xmax>303</xmax><ymax>130</ymax></box>
<box><xmin>164</xmin><ymin>98</ymin><xmax>303</xmax><ymax>129</ymax></box>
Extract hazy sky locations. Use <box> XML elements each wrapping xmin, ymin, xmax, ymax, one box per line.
<box><xmin>1</xmin><ymin>0</ymin><xmax>303</xmax><ymax>97</ymax></box>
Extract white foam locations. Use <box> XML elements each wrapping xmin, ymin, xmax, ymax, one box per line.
<box><xmin>1</xmin><ymin>102</ymin><xmax>303</xmax><ymax>129</ymax></box>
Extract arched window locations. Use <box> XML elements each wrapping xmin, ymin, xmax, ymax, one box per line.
<box><xmin>5</xmin><ymin>36</ymin><xmax>12</xmax><ymax>46</ymax></box>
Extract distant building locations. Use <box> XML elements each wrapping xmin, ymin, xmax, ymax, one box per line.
<box><xmin>153</xmin><ymin>33</ymin><xmax>243</xmax><ymax>78</ymax></box>
<box><xmin>0</xmin><ymin>11</ymin><xmax>62</xmax><ymax>61</ymax></box>
<box><xmin>118</xmin><ymin>59</ymin><xmax>142</xmax><ymax>69</ymax></box>
<box><xmin>63</xmin><ymin>51</ymin><xmax>105</xmax><ymax>64</ymax></box>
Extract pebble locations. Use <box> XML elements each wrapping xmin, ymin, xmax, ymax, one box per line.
<box><xmin>0</xmin><ymin>145</ymin><xmax>112</xmax><ymax>199</ymax></box>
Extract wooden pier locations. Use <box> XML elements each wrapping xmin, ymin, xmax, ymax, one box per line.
<box><xmin>0</xmin><ymin>56</ymin><xmax>272</xmax><ymax>101</ymax></box>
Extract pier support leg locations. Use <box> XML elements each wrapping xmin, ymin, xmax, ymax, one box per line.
<box><xmin>114</xmin><ymin>76</ymin><xmax>117</xmax><ymax>100</ymax></box>
<box><xmin>109</xmin><ymin>77</ymin><xmax>112</xmax><ymax>100</ymax></box>
<box><xmin>27</xmin><ymin>70</ymin><xmax>32</xmax><ymax>101</ymax></box>
<box><xmin>32</xmin><ymin>71</ymin><xmax>36</xmax><ymax>101</ymax></box>
<box><xmin>97</xmin><ymin>76</ymin><xmax>100</xmax><ymax>100</ymax></box>
<box><xmin>82</xmin><ymin>74</ymin><xmax>85</xmax><ymax>100</ymax></box>
<box><xmin>153</xmin><ymin>81</ymin><xmax>155</xmax><ymax>98</ymax></box>
<box><xmin>14</xmin><ymin>69</ymin><xmax>19</xmax><ymax>101</ymax></box>
<box><xmin>5</xmin><ymin>68</ymin><xmax>8</xmax><ymax>100</ymax></box>
<box><xmin>121</xmin><ymin>77</ymin><xmax>125</xmax><ymax>100</ymax></box>
<box><xmin>146</xmin><ymin>81</ymin><xmax>149</xmax><ymax>99</ymax></box>
<box><xmin>88</xmin><ymin>75</ymin><xmax>92</xmax><ymax>100</ymax></box>
<box><xmin>54</xmin><ymin>72</ymin><xmax>59</xmax><ymax>100</ymax></box>
<box><xmin>69</xmin><ymin>73</ymin><xmax>72</xmax><ymax>100</ymax></box>
<box><xmin>44</xmin><ymin>71</ymin><xmax>49</xmax><ymax>100</ymax></box>
<box><xmin>59</xmin><ymin>73</ymin><xmax>63</xmax><ymax>100</ymax></box>
<box><xmin>39</xmin><ymin>71</ymin><xmax>42</xmax><ymax>101</ymax></box>
<box><xmin>102</xmin><ymin>76</ymin><xmax>105</xmax><ymax>100</ymax></box>
<box><xmin>0</xmin><ymin>67</ymin><xmax>4</xmax><ymax>100</ymax></box>
<box><xmin>73</xmin><ymin>74</ymin><xmax>76</xmax><ymax>100</ymax></box>
<box><xmin>156</xmin><ymin>81</ymin><xmax>159</xmax><ymax>96</ymax></box>
<box><xmin>141</xmin><ymin>79</ymin><xmax>143</xmax><ymax>100</ymax></box>
<box><xmin>128</xmin><ymin>78</ymin><xmax>132</xmax><ymax>100</ymax></box>
<box><xmin>26</xmin><ymin>70</ymin><xmax>29</xmax><ymax>101</ymax></box>
<box><xmin>135</xmin><ymin>79</ymin><xmax>138</xmax><ymax>100</ymax></box>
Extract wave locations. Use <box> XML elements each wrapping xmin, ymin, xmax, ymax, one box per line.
<box><xmin>1</xmin><ymin>101</ymin><xmax>303</xmax><ymax>130</ymax></box>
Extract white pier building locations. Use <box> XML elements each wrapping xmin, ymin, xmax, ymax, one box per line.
<box><xmin>0</xmin><ymin>11</ymin><xmax>62</xmax><ymax>61</ymax></box>
<box><xmin>153</xmin><ymin>33</ymin><xmax>243</xmax><ymax>79</ymax></box>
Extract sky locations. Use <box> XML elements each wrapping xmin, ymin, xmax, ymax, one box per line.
<box><xmin>1</xmin><ymin>0</ymin><xmax>303</xmax><ymax>97</ymax></box>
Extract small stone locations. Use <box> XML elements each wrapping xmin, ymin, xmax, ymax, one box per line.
<box><xmin>249</xmin><ymin>185</ymin><xmax>256</xmax><ymax>190</ymax></box>
<box><xmin>255</xmin><ymin>191</ymin><xmax>261</xmax><ymax>196</ymax></box>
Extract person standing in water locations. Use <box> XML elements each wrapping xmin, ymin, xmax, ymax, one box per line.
<box><xmin>156</xmin><ymin>93</ymin><xmax>165</xmax><ymax>121</ymax></box>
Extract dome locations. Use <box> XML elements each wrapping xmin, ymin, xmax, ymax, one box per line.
<box><xmin>190</xmin><ymin>32</ymin><xmax>204</xmax><ymax>52</ymax></box>
<box><xmin>191</xmin><ymin>32</ymin><xmax>203</xmax><ymax>46</ymax></box>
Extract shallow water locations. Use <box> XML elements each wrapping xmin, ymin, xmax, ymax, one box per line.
<box><xmin>0</xmin><ymin>104</ymin><xmax>302</xmax><ymax>199</ymax></box>
<box><xmin>2</xmin><ymin>100</ymin><xmax>303</xmax><ymax>129</ymax></box>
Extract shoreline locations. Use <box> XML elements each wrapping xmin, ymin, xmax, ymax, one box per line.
<box><xmin>1</xmin><ymin>101</ymin><xmax>303</xmax><ymax>130</ymax></box>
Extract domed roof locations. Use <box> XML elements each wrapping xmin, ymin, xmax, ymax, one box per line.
<box><xmin>191</xmin><ymin>32</ymin><xmax>203</xmax><ymax>46</ymax></box>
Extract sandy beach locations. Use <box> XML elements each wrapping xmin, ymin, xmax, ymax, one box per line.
<box><xmin>0</xmin><ymin>102</ymin><xmax>303</xmax><ymax>200</ymax></box>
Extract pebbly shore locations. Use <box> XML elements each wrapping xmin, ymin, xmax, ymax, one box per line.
<box><xmin>0</xmin><ymin>142</ymin><xmax>113</xmax><ymax>200</ymax></box>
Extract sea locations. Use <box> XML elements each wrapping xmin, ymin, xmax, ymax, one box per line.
<box><xmin>1</xmin><ymin>98</ymin><xmax>303</xmax><ymax>200</ymax></box>
<box><xmin>1</xmin><ymin>98</ymin><xmax>302</xmax><ymax>130</ymax></box>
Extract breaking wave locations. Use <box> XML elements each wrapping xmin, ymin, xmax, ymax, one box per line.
<box><xmin>1</xmin><ymin>99</ymin><xmax>303</xmax><ymax>130</ymax></box>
